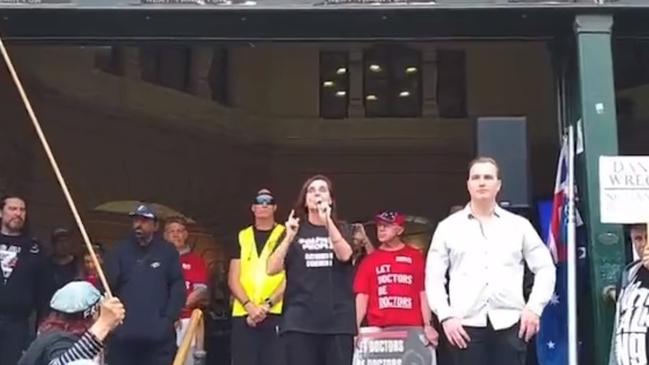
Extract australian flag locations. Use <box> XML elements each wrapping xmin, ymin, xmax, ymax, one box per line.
<box><xmin>536</xmin><ymin>135</ymin><xmax>589</xmax><ymax>365</ymax></box>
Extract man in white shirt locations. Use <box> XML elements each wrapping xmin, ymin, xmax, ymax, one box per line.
<box><xmin>425</xmin><ymin>157</ymin><xmax>556</xmax><ymax>365</ymax></box>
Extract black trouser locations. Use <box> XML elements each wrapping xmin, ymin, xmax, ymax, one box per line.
<box><xmin>449</xmin><ymin>322</ymin><xmax>527</xmax><ymax>365</ymax></box>
<box><xmin>282</xmin><ymin>331</ymin><xmax>353</xmax><ymax>365</ymax></box>
<box><xmin>205</xmin><ymin>315</ymin><xmax>231</xmax><ymax>365</ymax></box>
<box><xmin>436</xmin><ymin>325</ymin><xmax>454</xmax><ymax>365</ymax></box>
<box><xmin>231</xmin><ymin>314</ymin><xmax>283</xmax><ymax>365</ymax></box>
<box><xmin>0</xmin><ymin>317</ymin><xmax>29</xmax><ymax>365</ymax></box>
<box><xmin>107</xmin><ymin>335</ymin><xmax>176</xmax><ymax>365</ymax></box>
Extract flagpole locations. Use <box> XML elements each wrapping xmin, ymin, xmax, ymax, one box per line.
<box><xmin>567</xmin><ymin>125</ymin><xmax>578</xmax><ymax>365</ymax></box>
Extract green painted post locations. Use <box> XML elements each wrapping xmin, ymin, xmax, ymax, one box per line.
<box><xmin>574</xmin><ymin>14</ymin><xmax>625</xmax><ymax>365</ymax></box>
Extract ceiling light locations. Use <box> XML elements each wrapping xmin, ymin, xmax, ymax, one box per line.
<box><xmin>323</xmin><ymin>81</ymin><xmax>335</xmax><ymax>87</ymax></box>
<box><xmin>336</xmin><ymin>67</ymin><xmax>347</xmax><ymax>75</ymax></box>
<box><xmin>335</xmin><ymin>91</ymin><xmax>347</xmax><ymax>97</ymax></box>
<box><xmin>369</xmin><ymin>64</ymin><xmax>382</xmax><ymax>72</ymax></box>
<box><xmin>366</xmin><ymin>95</ymin><xmax>378</xmax><ymax>101</ymax></box>
<box><xmin>405</xmin><ymin>67</ymin><xmax>418</xmax><ymax>74</ymax></box>
<box><xmin>399</xmin><ymin>91</ymin><xmax>411</xmax><ymax>97</ymax></box>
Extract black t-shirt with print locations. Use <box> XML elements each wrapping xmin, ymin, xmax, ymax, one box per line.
<box><xmin>280</xmin><ymin>221</ymin><xmax>356</xmax><ymax>335</ymax></box>
<box><xmin>0</xmin><ymin>233</ymin><xmax>50</xmax><ymax>318</ymax></box>
<box><xmin>615</xmin><ymin>266</ymin><xmax>649</xmax><ymax>365</ymax></box>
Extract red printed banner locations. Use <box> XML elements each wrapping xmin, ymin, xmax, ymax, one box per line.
<box><xmin>354</xmin><ymin>326</ymin><xmax>437</xmax><ymax>365</ymax></box>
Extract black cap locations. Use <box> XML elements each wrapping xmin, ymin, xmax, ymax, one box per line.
<box><xmin>253</xmin><ymin>189</ymin><xmax>275</xmax><ymax>205</ymax></box>
<box><xmin>128</xmin><ymin>204</ymin><xmax>157</xmax><ymax>220</ymax></box>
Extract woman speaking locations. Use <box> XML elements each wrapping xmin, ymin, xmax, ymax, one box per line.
<box><xmin>267</xmin><ymin>175</ymin><xmax>355</xmax><ymax>365</ymax></box>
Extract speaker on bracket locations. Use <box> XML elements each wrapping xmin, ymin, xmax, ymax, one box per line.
<box><xmin>476</xmin><ymin>116</ymin><xmax>531</xmax><ymax>209</ymax></box>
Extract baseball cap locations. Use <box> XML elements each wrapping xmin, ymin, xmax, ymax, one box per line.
<box><xmin>52</xmin><ymin>228</ymin><xmax>69</xmax><ymax>238</ymax></box>
<box><xmin>51</xmin><ymin>228</ymin><xmax>70</xmax><ymax>243</ymax></box>
<box><xmin>50</xmin><ymin>281</ymin><xmax>102</xmax><ymax>318</ymax></box>
<box><xmin>253</xmin><ymin>189</ymin><xmax>275</xmax><ymax>205</ymax></box>
<box><xmin>129</xmin><ymin>204</ymin><xmax>157</xmax><ymax>220</ymax></box>
<box><xmin>88</xmin><ymin>242</ymin><xmax>105</xmax><ymax>255</ymax></box>
<box><xmin>375</xmin><ymin>211</ymin><xmax>406</xmax><ymax>227</ymax></box>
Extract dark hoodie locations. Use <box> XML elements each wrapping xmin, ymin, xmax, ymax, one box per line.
<box><xmin>105</xmin><ymin>234</ymin><xmax>185</xmax><ymax>342</ymax></box>
<box><xmin>17</xmin><ymin>331</ymin><xmax>77</xmax><ymax>365</ymax></box>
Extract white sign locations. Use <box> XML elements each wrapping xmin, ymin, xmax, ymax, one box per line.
<box><xmin>576</xmin><ymin>119</ymin><xmax>584</xmax><ymax>155</ymax></box>
<box><xmin>600</xmin><ymin>156</ymin><xmax>649</xmax><ymax>224</ymax></box>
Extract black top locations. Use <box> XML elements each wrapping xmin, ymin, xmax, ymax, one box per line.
<box><xmin>0</xmin><ymin>234</ymin><xmax>50</xmax><ymax>318</ymax></box>
<box><xmin>46</xmin><ymin>257</ymin><xmax>80</xmax><ymax>301</ymax></box>
<box><xmin>615</xmin><ymin>266</ymin><xmax>649</xmax><ymax>365</ymax></box>
<box><xmin>280</xmin><ymin>221</ymin><xmax>355</xmax><ymax>335</ymax></box>
<box><xmin>254</xmin><ymin>229</ymin><xmax>272</xmax><ymax>256</ymax></box>
<box><xmin>105</xmin><ymin>234</ymin><xmax>186</xmax><ymax>342</ymax></box>
<box><xmin>231</xmin><ymin>227</ymin><xmax>276</xmax><ymax>259</ymax></box>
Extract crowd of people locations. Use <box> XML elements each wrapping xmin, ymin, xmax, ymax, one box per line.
<box><xmin>223</xmin><ymin>158</ymin><xmax>555</xmax><ymax>365</ymax></box>
<box><xmin>0</xmin><ymin>155</ymin><xmax>645</xmax><ymax>365</ymax></box>
<box><xmin>0</xmin><ymin>195</ymin><xmax>208</xmax><ymax>365</ymax></box>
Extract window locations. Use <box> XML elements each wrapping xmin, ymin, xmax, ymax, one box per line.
<box><xmin>94</xmin><ymin>46</ymin><xmax>124</xmax><ymax>76</ymax></box>
<box><xmin>140</xmin><ymin>46</ymin><xmax>191</xmax><ymax>92</ymax></box>
<box><xmin>614</xmin><ymin>41</ymin><xmax>649</xmax><ymax>90</ymax></box>
<box><xmin>437</xmin><ymin>49</ymin><xmax>467</xmax><ymax>118</ymax></box>
<box><xmin>319</xmin><ymin>51</ymin><xmax>349</xmax><ymax>119</ymax></box>
<box><xmin>364</xmin><ymin>46</ymin><xmax>421</xmax><ymax>118</ymax></box>
<box><xmin>208</xmin><ymin>48</ymin><xmax>229</xmax><ymax>105</ymax></box>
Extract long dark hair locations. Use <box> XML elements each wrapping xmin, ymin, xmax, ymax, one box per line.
<box><xmin>38</xmin><ymin>311</ymin><xmax>93</xmax><ymax>337</ymax></box>
<box><xmin>0</xmin><ymin>194</ymin><xmax>32</xmax><ymax>235</ymax></box>
<box><xmin>293</xmin><ymin>175</ymin><xmax>339</xmax><ymax>223</ymax></box>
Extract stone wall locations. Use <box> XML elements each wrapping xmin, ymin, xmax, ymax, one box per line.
<box><xmin>0</xmin><ymin>42</ymin><xmax>559</xmax><ymax>256</ymax></box>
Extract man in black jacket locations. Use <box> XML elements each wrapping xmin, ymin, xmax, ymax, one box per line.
<box><xmin>105</xmin><ymin>204</ymin><xmax>186</xmax><ymax>365</ymax></box>
<box><xmin>0</xmin><ymin>195</ymin><xmax>50</xmax><ymax>365</ymax></box>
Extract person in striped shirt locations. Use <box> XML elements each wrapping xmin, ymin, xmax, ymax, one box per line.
<box><xmin>17</xmin><ymin>281</ymin><xmax>125</xmax><ymax>365</ymax></box>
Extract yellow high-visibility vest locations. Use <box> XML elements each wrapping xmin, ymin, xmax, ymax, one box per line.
<box><xmin>232</xmin><ymin>224</ymin><xmax>285</xmax><ymax>317</ymax></box>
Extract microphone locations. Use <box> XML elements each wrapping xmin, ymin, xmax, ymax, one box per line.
<box><xmin>316</xmin><ymin>200</ymin><xmax>328</xmax><ymax>215</ymax></box>
<box><xmin>317</xmin><ymin>199</ymin><xmax>332</xmax><ymax>207</ymax></box>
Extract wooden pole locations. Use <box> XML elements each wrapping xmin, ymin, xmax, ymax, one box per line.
<box><xmin>0</xmin><ymin>35</ymin><xmax>112</xmax><ymax>297</ymax></box>
<box><xmin>173</xmin><ymin>309</ymin><xmax>204</xmax><ymax>365</ymax></box>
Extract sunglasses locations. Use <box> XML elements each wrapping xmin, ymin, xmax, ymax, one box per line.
<box><xmin>253</xmin><ymin>196</ymin><xmax>275</xmax><ymax>206</ymax></box>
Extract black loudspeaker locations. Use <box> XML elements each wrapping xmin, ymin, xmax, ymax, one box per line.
<box><xmin>476</xmin><ymin>116</ymin><xmax>531</xmax><ymax>208</ymax></box>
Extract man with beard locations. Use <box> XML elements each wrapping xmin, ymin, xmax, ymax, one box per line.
<box><xmin>105</xmin><ymin>204</ymin><xmax>186</xmax><ymax>365</ymax></box>
<box><xmin>0</xmin><ymin>195</ymin><xmax>50</xmax><ymax>365</ymax></box>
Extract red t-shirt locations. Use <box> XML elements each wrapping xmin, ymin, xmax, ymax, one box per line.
<box><xmin>353</xmin><ymin>244</ymin><xmax>425</xmax><ymax>327</ymax></box>
<box><xmin>179</xmin><ymin>252</ymin><xmax>208</xmax><ymax>319</ymax></box>
<box><xmin>85</xmin><ymin>274</ymin><xmax>100</xmax><ymax>289</ymax></box>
